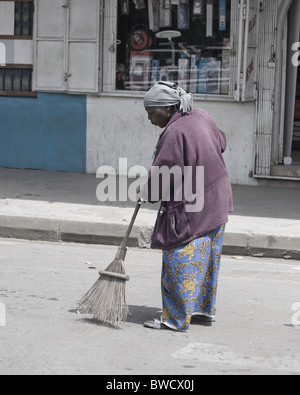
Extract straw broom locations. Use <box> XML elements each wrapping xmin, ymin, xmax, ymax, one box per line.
<box><xmin>78</xmin><ymin>202</ymin><xmax>141</xmax><ymax>326</ymax></box>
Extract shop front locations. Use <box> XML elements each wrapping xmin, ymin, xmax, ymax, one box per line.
<box><xmin>98</xmin><ymin>0</ymin><xmax>300</xmax><ymax>185</ymax></box>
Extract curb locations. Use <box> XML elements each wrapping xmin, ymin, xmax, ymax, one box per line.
<box><xmin>0</xmin><ymin>214</ymin><xmax>299</xmax><ymax>261</ymax></box>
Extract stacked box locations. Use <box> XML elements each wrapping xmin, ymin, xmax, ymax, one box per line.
<box><xmin>198</xmin><ymin>58</ymin><xmax>220</xmax><ymax>94</ymax></box>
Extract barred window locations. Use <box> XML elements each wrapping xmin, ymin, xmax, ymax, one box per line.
<box><xmin>0</xmin><ymin>0</ymin><xmax>34</xmax><ymax>39</ymax></box>
<box><xmin>0</xmin><ymin>65</ymin><xmax>34</xmax><ymax>96</ymax></box>
<box><xmin>14</xmin><ymin>1</ymin><xmax>34</xmax><ymax>37</ymax></box>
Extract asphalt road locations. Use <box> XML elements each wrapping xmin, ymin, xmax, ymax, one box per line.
<box><xmin>0</xmin><ymin>238</ymin><xmax>300</xmax><ymax>376</ymax></box>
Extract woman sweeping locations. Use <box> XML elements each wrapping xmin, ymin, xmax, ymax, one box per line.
<box><xmin>140</xmin><ymin>81</ymin><xmax>233</xmax><ymax>333</ymax></box>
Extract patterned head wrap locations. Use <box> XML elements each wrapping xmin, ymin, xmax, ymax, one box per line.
<box><xmin>144</xmin><ymin>81</ymin><xmax>193</xmax><ymax>115</ymax></box>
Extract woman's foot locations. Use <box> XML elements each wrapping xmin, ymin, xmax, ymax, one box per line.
<box><xmin>192</xmin><ymin>315</ymin><xmax>215</xmax><ymax>326</ymax></box>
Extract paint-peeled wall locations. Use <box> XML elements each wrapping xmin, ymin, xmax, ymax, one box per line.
<box><xmin>86</xmin><ymin>96</ymin><xmax>257</xmax><ymax>186</ymax></box>
<box><xmin>0</xmin><ymin>93</ymin><xmax>87</xmax><ymax>173</ymax></box>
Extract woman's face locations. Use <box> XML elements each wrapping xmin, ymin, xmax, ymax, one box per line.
<box><xmin>145</xmin><ymin>106</ymin><xmax>172</xmax><ymax>129</ymax></box>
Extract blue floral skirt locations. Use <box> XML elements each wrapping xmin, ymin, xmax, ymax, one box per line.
<box><xmin>161</xmin><ymin>224</ymin><xmax>226</xmax><ymax>332</ymax></box>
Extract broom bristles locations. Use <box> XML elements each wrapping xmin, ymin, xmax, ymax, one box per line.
<box><xmin>78</xmin><ymin>258</ymin><xmax>129</xmax><ymax>326</ymax></box>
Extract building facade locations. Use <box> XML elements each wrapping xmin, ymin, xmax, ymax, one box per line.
<box><xmin>0</xmin><ymin>0</ymin><xmax>299</xmax><ymax>186</ymax></box>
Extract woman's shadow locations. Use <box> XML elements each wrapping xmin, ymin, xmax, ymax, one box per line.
<box><xmin>126</xmin><ymin>305</ymin><xmax>162</xmax><ymax>325</ymax></box>
<box><xmin>71</xmin><ymin>305</ymin><xmax>162</xmax><ymax>328</ymax></box>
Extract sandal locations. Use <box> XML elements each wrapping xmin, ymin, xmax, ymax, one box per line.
<box><xmin>144</xmin><ymin>318</ymin><xmax>168</xmax><ymax>330</ymax></box>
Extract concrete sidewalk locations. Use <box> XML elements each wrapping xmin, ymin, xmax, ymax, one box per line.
<box><xmin>0</xmin><ymin>167</ymin><xmax>299</xmax><ymax>260</ymax></box>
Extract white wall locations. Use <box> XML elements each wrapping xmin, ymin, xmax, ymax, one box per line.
<box><xmin>197</xmin><ymin>100</ymin><xmax>257</xmax><ymax>185</ymax></box>
<box><xmin>86</xmin><ymin>96</ymin><xmax>258</xmax><ymax>186</ymax></box>
<box><xmin>86</xmin><ymin>96</ymin><xmax>159</xmax><ymax>174</ymax></box>
<box><xmin>0</xmin><ymin>40</ymin><xmax>33</xmax><ymax>64</ymax></box>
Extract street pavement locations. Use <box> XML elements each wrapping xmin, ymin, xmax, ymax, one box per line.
<box><xmin>0</xmin><ymin>239</ymin><xmax>300</xmax><ymax>376</ymax></box>
<box><xmin>0</xmin><ymin>167</ymin><xmax>299</xmax><ymax>260</ymax></box>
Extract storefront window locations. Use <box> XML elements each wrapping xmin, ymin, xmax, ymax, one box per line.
<box><xmin>116</xmin><ymin>0</ymin><xmax>231</xmax><ymax>95</ymax></box>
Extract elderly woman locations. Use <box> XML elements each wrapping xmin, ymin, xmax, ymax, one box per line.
<box><xmin>140</xmin><ymin>81</ymin><xmax>233</xmax><ymax>333</ymax></box>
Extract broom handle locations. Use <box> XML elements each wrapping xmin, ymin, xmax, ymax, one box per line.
<box><xmin>115</xmin><ymin>201</ymin><xmax>141</xmax><ymax>260</ymax></box>
<box><xmin>121</xmin><ymin>201</ymin><xmax>141</xmax><ymax>248</ymax></box>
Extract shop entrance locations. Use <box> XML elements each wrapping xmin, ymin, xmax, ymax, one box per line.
<box><xmin>272</xmin><ymin>0</ymin><xmax>300</xmax><ymax>178</ymax></box>
<box><xmin>283</xmin><ymin>0</ymin><xmax>300</xmax><ymax>167</ymax></box>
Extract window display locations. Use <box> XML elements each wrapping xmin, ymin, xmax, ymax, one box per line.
<box><xmin>116</xmin><ymin>0</ymin><xmax>231</xmax><ymax>95</ymax></box>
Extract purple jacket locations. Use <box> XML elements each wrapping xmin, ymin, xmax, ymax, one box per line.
<box><xmin>141</xmin><ymin>108</ymin><xmax>233</xmax><ymax>250</ymax></box>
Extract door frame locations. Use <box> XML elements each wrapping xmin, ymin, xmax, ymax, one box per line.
<box><xmin>272</xmin><ymin>0</ymin><xmax>295</xmax><ymax>165</ymax></box>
